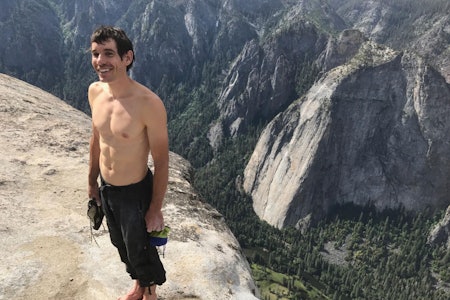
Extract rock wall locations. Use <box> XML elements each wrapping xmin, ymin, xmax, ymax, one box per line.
<box><xmin>0</xmin><ymin>74</ymin><xmax>258</xmax><ymax>299</ymax></box>
<box><xmin>244</xmin><ymin>41</ymin><xmax>450</xmax><ymax>229</ymax></box>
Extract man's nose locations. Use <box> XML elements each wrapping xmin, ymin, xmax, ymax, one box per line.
<box><xmin>96</xmin><ymin>54</ymin><xmax>106</xmax><ymax>64</ymax></box>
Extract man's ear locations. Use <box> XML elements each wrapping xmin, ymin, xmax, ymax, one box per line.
<box><xmin>123</xmin><ymin>50</ymin><xmax>134</xmax><ymax>66</ymax></box>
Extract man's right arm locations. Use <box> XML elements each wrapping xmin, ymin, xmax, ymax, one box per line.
<box><xmin>88</xmin><ymin>83</ymin><xmax>101</xmax><ymax>204</ymax></box>
<box><xmin>88</xmin><ymin>126</ymin><xmax>101</xmax><ymax>203</ymax></box>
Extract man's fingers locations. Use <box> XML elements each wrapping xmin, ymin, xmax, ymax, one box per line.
<box><xmin>147</xmin><ymin>225</ymin><xmax>165</xmax><ymax>232</ymax></box>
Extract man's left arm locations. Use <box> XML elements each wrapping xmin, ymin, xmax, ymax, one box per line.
<box><xmin>144</xmin><ymin>94</ymin><xmax>169</xmax><ymax>233</ymax></box>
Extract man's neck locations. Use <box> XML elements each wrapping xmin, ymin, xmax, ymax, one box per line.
<box><xmin>105</xmin><ymin>76</ymin><xmax>133</xmax><ymax>99</ymax></box>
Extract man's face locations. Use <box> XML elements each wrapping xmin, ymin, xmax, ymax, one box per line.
<box><xmin>91</xmin><ymin>38</ymin><xmax>131</xmax><ymax>82</ymax></box>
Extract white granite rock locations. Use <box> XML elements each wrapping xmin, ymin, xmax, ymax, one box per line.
<box><xmin>0</xmin><ymin>74</ymin><xmax>258</xmax><ymax>300</ymax></box>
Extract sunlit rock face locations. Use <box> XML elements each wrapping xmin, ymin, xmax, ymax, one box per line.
<box><xmin>0</xmin><ymin>74</ymin><xmax>258</xmax><ymax>300</ymax></box>
<box><xmin>244</xmin><ymin>41</ymin><xmax>450</xmax><ymax>229</ymax></box>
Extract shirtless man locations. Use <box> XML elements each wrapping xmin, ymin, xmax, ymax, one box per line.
<box><xmin>87</xmin><ymin>26</ymin><xmax>168</xmax><ymax>300</ymax></box>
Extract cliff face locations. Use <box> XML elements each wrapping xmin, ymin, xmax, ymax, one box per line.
<box><xmin>213</xmin><ymin>20</ymin><xmax>328</xmax><ymax>141</ymax></box>
<box><xmin>243</xmin><ymin>39</ymin><xmax>450</xmax><ymax>229</ymax></box>
<box><xmin>0</xmin><ymin>74</ymin><xmax>258</xmax><ymax>299</ymax></box>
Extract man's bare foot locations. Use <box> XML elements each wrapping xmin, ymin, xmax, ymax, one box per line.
<box><xmin>142</xmin><ymin>285</ymin><xmax>157</xmax><ymax>300</ymax></box>
<box><xmin>118</xmin><ymin>280</ymin><xmax>145</xmax><ymax>300</ymax></box>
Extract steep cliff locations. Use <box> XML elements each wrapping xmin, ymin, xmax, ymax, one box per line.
<box><xmin>212</xmin><ymin>20</ymin><xmax>328</xmax><ymax>143</ymax></box>
<box><xmin>0</xmin><ymin>74</ymin><xmax>258</xmax><ymax>299</ymax></box>
<box><xmin>244</xmin><ymin>39</ymin><xmax>450</xmax><ymax>229</ymax></box>
<box><xmin>209</xmin><ymin>0</ymin><xmax>349</xmax><ymax>146</ymax></box>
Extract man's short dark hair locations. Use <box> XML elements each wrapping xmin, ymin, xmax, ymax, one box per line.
<box><xmin>90</xmin><ymin>26</ymin><xmax>135</xmax><ymax>71</ymax></box>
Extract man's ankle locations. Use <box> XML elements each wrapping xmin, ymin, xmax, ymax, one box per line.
<box><xmin>142</xmin><ymin>285</ymin><xmax>157</xmax><ymax>300</ymax></box>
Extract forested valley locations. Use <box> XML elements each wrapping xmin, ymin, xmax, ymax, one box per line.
<box><xmin>169</xmin><ymin>82</ymin><xmax>450</xmax><ymax>299</ymax></box>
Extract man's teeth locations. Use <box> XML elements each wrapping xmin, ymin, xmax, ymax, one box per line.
<box><xmin>99</xmin><ymin>69</ymin><xmax>110</xmax><ymax>73</ymax></box>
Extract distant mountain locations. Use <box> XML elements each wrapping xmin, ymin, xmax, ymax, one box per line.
<box><xmin>244</xmin><ymin>37</ymin><xmax>450</xmax><ymax>228</ymax></box>
<box><xmin>2</xmin><ymin>0</ymin><xmax>447</xmax><ymax>108</ymax></box>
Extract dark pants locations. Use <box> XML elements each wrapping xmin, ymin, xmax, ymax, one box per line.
<box><xmin>100</xmin><ymin>170</ymin><xmax>166</xmax><ymax>287</ymax></box>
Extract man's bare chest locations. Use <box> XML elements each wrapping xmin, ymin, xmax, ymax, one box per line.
<box><xmin>93</xmin><ymin>99</ymin><xmax>144</xmax><ymax>140</ymax></box>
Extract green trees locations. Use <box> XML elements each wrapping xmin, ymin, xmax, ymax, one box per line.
<box><xmin>188</xmin><ymin>122</ymin><xmax>450</xmax><ymax>299</ymax></box>
<box><xmin>195</xmin><ymin>162</ymin><xmax>450</xmax><ymax>300</ymax></box>
<box><xmin>284</xmin><ymin>207</ymin><xmax>448</xmax><ymax>300</ymax></box>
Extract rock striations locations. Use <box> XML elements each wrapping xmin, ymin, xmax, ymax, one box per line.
<box><xmin>243</xmin><ymin>39</ymin><xmax>450</xmax><ymax>230</ymax></box>
<box><xmin>0</xmin><ymin>74</ymin><xmax>258</xmax><ymax>299</ymax></box>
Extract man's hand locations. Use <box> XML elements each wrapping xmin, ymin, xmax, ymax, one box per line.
<box><xmin>145</xmin><ymin>206</ymin><xmax>165</xmax><ymax>233</ymax></box>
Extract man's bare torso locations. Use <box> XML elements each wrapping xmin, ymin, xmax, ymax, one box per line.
<box><xmin>90</xmin><ymin>81</ymin><xmax>151</xmax><ymax>186</ymax></box>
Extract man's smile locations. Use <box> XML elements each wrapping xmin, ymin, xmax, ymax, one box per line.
<box><xmin>98</xmin><ymin>67</ymin><xmax>112</xmax><ymax>73</ymax></box>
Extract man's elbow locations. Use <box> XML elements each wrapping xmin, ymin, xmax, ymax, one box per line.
<box><xmin>152</xmin><ymin>154</ymin><xmax>169</xmax><ymax>170</ymax></box>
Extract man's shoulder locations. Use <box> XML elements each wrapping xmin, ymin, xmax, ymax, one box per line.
<box><xmin>133</xmin><ymin>83</ymin><xmax>166</xmax><ymax>121</ymax></box>
<box><xmin>134</xmin><ymin>81</ymin><xmax>163</xmax><ymax>106</ymax></box>
<box><xmin>88</xmin><ymin>82</ymin><xmax>104</xmax><ymax>108</ymax></box>
<box><xmin>88</xmin><ymin>81</ymin><xmax>103</xmax><ymax>93</ymax></box>
<box><xmin>88</xmin><ymin>81</ymin><xmax>105</xmax><ymax>100</ymax></box>
<box><xmin>134</xmin><ymin>81</ymin><xmax>156</xmax><ymax>97</ymax></box>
